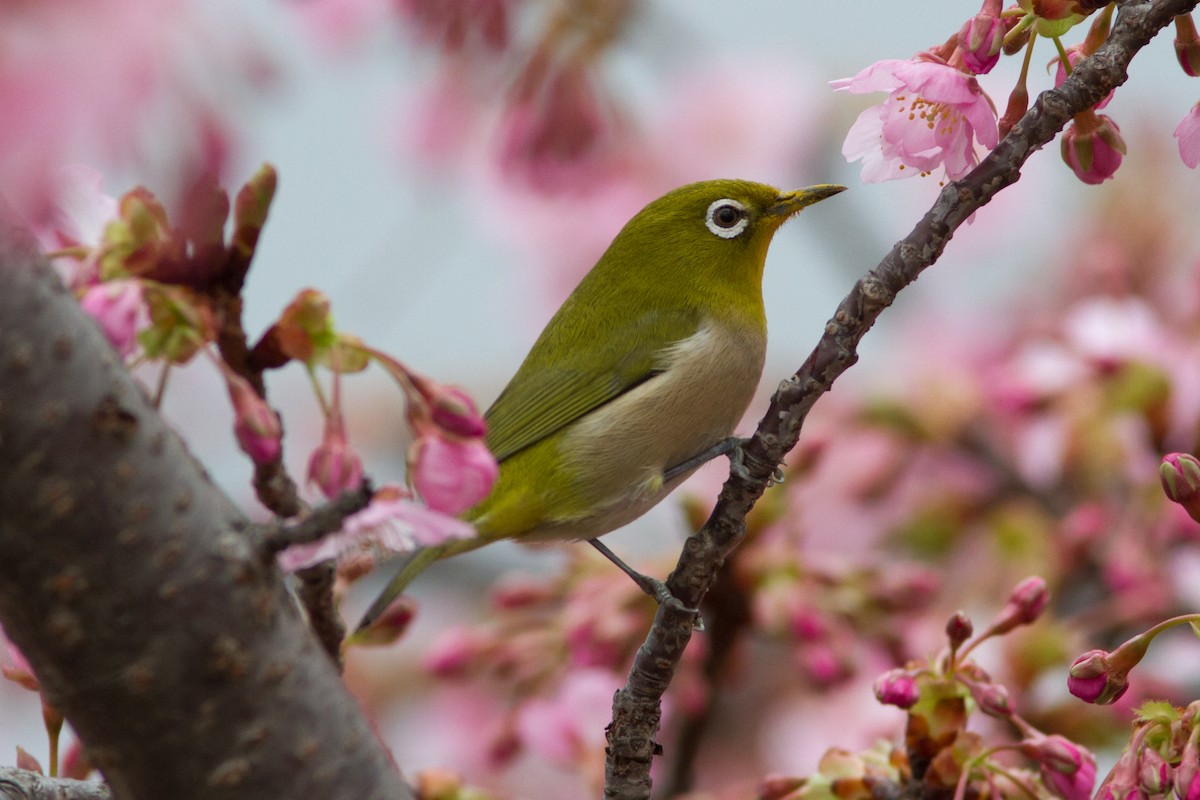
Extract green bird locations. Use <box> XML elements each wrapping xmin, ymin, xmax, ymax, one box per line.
<box><xmin>358</xmin><ymin>179</ymin><xmax>843</xmax><ymax>630</ymax></box>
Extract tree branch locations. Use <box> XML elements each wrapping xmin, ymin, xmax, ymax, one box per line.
<box><xmin>602</xmin><ymin>1</ymin><xmax>1199</xmax><ymax>797</ymax></box>
<box><xmin>0</xmin><ymin>767</ymin><xmax>113</xmax><ymax>800</ymax></box>
<box><xmin>0</xmin><ymin>227</ymin><xmax>412</xmax><ymax>800</ymax></box>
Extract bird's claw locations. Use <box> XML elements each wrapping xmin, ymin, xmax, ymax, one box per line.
<box><xmin>727</xmin><ymin>438</ymin><xmax>785</xmax><ymax>485</ymax></box>
<box><xmin>637</xmin><ymin>574</ymin><xmax>704</xmax><ymax>629</ymax></box>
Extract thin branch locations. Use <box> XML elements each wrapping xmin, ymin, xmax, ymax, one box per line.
<box><xmin>0</xmin><ymin>767</ymin><xmax>112</xmax><ymax>800</ymax></box>
<box><xmin>602</xmin><ymin>1</ymin><xmax>1199</xmax><ymax>797</ymax></box>
<box><xmin>259</xmin><ymin>484</ymin><xmax>374</xmax><ymax>554</ymax></box>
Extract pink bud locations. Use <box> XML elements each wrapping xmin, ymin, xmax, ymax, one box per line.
<box><xmin>79</xmin><ymin>279</ymin><xmax>145</xmax><ymax>357</ymax></box>
<box><xmin>1176</xmin><ymin>14</ymin><xmax>1200</xmax><ymax>77</ymax></box>
<box><xmin>409</xmin><ymin>432</ymin><xmax>498</xmax><ymax>515</ymax></box>
<box><xmin>1176</xmin><ymin>728</ymin><xmax>1200</xmax><ymax>800</ymax></box>
<box><xmin>1160</xmin><ymin>453</ymin><xmax>1200</xmax><ymax>522</ymax></box>
<box><xmin>958</xmin><ymin>0</ymin><xmax>1005</xmax><ymax>74</ymax></box>
<box><xmin>874</xmin><ymin>668</ymin><xmax>920</xmax><ymax>709</ymax></box>
<box><xmin>946</xmin><ymin>611</ymin><xmax>974</xmax><ymax>648</ymax></box>
<box><xmin>429</xmin><ymin>385</ymin><xmax>487</xmax><ymax>439</ymax></box>
<box><xmin>1061</xmin><ymin>112</ymin><xmax>1126</xmax><ymax>185</ymax></box>
<box><xmin>1138</xmin><ymin>747</ymin><xmax>1171</xmax><ymax>795</ymax></box>
<box><xmin>1008</xmin><ymin>576</ymin><xmax>1050</xmax><ymax>624</ymax></box>
<box><xmin>1067</xmin><ymin>649</ymin><xmax>1129</xmax><ymax>704</ymax></box>
<box><xmin>1024</xmin><ymin>734</ymin><xmax>1097</xmax><ymax>800</ymax></box>
<box><xmin>307</xmin><ymin>416</ymin><xmax>364</xmax><ymax>499</ymax></box>
<box><xmin>965</xmin><ymin>678</ymin><xmax>1012</xmax><ymax>718</ymax></box>
<box><xmin>225</xmin><ymin>373</ymin><xmax>282</xmax><ymax>464</ymax></box>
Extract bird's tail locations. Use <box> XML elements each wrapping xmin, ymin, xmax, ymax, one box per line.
<box><xmin>354</xmin><ymin>536</ymin><xmax>488</xmax><ymax>632</ymax></box>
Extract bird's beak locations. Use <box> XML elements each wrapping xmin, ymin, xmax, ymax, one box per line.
<box><xmin>767</xmin><ymin>184</ymin><xmax>846</xmax><ymax>221</ymax></box>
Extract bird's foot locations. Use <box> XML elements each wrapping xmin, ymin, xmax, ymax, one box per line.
<box><xmin>588</xmin><ymin>539</ymin><xmax>703</xmax><ymax>628</ymax></box>
<box><xmin>726</xmin><ymin>438</ymin><xmax>785</xmax><ymax>485</ymax></box>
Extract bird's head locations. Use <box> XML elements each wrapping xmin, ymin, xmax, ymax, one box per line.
<box><xmin>603</xmin><ymin>179</ymin><xmax>845</xmax><ymax>297</ymax></box>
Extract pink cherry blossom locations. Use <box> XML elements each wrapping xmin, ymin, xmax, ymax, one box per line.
<box><xmin>1175</xmin><ymin>102</ymin><xmax>1200</xmax><ymax>168</ymax></box>
<box><xmin>408</xmin><ymin>432</ymin><xmax>498</xmax><ymax>515</ymax></box>
<box><xmin>79</xmin><ymin>279</ymin><xmax>146</xmax><ymax>357</ymax></box>
<box><xmin>832</xmin><ymin>57</ymin><xmax>998</xmax><ymax>182</ymax></box>
<box><xmin>276</xmin><ymin>484</ymin><xmax>476</xmax><ymax>573</ymax></box>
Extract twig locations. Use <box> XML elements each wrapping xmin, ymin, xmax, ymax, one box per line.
<box><xmin>602</xmin><ymin>1</ymin><xmax>1199</xmax><ymax>797</ymax></box>
<box><xmin>0</xmin><ymin>767</ymin><xmax>113</xmax><ymax>800</ymax></box>
<box><xmin>259</xmin><ymin>484</ymin><xmax>374</xmax><ymax>554</ymax></box>
<box><xmin>256</xmin><ymin>485</ymin><xmax>373</xmax><ymax>665</ymax></box>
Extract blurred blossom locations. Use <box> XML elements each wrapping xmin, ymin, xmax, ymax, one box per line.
<box><xmin>79</xmin><ymin>279</ymin><xmax>147</xmax><ymax>358</ymax></box>
<box><xmin>287</xmin><ymin>0</ymin><xmax>393</xmax><ymax>53</ymax></box>
<box><xmin>496</xmin><ymin>63</ymin><xmax>614</xmax><ymax>194</ymax></box>
<box><xmin>1176</xmin><ymin>103</ymin><xmax>1200</xmax><ymax>169</ymax></box>
<box><xmin>2</xmin><ymin>0</ymin><xmax>260</xmax><ymax>215</ymax></box>
<box><xmin>307</xmin><ymin>413</ymin><xmax>365</xmax><ymax>500</ymax></box>
<box><xmin>512</xmin><ymin>668</ymin><xmax>621</xmax><ymax>766</ymax></box>
<box><xmin>32</xmin><ymin>165</ymin><xmax>118</xmax><ymax>288</ymax></box>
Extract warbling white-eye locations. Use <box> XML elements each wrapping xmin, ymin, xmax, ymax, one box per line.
<box><xmin>358</xmin><ymin>179</ymin><xmax>844</xmax><ymax>630</ymax></box>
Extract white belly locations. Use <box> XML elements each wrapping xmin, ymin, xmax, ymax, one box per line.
<box><xmin>534</xmin><ymin>318</ymin><xmax>766</xmax><ymax>541</ymax></box>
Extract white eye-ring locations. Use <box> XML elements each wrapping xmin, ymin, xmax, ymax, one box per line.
<box><xmin>705</xmin><ymin>199</ymin><xmax>749</xmax><ymax>239</ymax></box>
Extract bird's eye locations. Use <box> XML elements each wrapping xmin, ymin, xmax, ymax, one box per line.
<box><xmin>705</xmin><ymin>199</ymin><xmax>749</xmax><ymax>239</ymax></box>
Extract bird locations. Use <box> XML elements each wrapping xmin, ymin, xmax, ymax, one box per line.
<box><xmin>357</xmin><ymin>179</ymin><xmax>844</xmax><ymax>630</ymax></box>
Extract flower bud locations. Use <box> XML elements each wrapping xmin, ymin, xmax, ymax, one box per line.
<box><xmin>225</xmin><ymin>373</ymin><xmax>282</xmax><ymax>464</ymax></box>
<box><xmin>874</xmin><ymin>668</ymin><xmax>920</xmax><ymax>709</ymax></box>
<box><xmin>429</xmin><ymin>385</ymin><xmax>487</xmax><ymax>439</ymax></box>
<box><xmin>1067</xmin><ymin>648</ymin><xmax>1129</xmax><ymax>704</ymax></box>
<box><xmin>999</xmin><ymin>82</ymin><xmax>1029</xmax><ymax>138</ymax></box>
<box><xmin>1138</xmin><ymin>747</ymin><xmax>1171</xmax><ymax>796</ymax></box>
<box><xmin>1175</xmin><ymin>727</ymin><xmax>1200</xmax><ymax>800</ymax></box>
<box><xmin>1176</xmin><ymin>14</ymin><xmax>1200</xmax><ymax>77</ymax></box>
<box><xmin>958</xmin><ymin>0</ymin><xmax>1005</xmax><ymax>74</ymax></box>
<box><xmin>1061</xmin><ymin>112</ymin><xmax>1126</xmax><ymax>184</ymax></box>
<box><xmin>307</xmin><ymin>416</ymin><xmax>364</xmax><ymax>499</ymax></box>
<box><xmin>964</xmin><ymin>678</ymin><xmax>1012</xmax><ymax>718</ymax></box>
<box><xmin>1160</xmin><ymin>453</ymin><xmax>1200</xmax><ymax>522</ymax></box>
<box><xmin>1023</xmin><ymin>734</ymin><xmax>1097</xmax><ymax>800</ymax></box>
<box><xmin>946</xmin><ymin>611</ymin><xmax>974</xmax><ymax>649</ymax></box>
<box><xmin>409</xmin><ymin>432</ymin><xmax>498</xmax><ymax>515</ymax></box>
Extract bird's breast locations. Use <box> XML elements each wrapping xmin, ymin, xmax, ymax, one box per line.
<box><xmin>547</xmin><ymin>317</ymin><xmax>767</xmax><ymax>538</ymax></box>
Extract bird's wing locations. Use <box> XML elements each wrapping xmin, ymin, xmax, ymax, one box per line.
<box><xmin>484</xmin><ymin>308</ymin><xmax>702</xmax><ymax>462</ymax></box>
